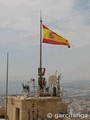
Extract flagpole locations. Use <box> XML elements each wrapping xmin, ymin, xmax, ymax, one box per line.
<box><xmin>5</xmin><ymin>52</ymin><xmax>9</xmax><ymax>120</ymax></box>
<box><xmin>40</xmin><ymin>11</ymin><xmax>42</xmax><ymax>70</ymax></box>
<box><xmin>38</xmin><ymin>11</ymin><xmax>43</xmax><ymax>93</ymax></box>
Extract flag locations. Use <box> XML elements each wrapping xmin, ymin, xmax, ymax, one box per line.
<box><xmin>43</xmin><ymin>25</ymin><xmax>70</xmax><ymax>48</ymax></box>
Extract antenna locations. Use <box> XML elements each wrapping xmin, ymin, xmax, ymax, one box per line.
<box><xmin>31</xmin><ymin>78</ymin><xmax>35</xmax><ymax>96</ymax></box>
<box><xmin>55</xmin><ymin>70</ymin><xmax>57</xmax><ymax>76</ymax></box>
<box><xmin>57</xmin><ymin>73</ymin><xmax>62</xmax><ymax>97</ymax></box>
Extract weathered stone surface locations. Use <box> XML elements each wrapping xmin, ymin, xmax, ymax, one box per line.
<box><xmin>7</xmin><ymin>96</ymin><xmax>68</xmax><ymax>120</ymax></box>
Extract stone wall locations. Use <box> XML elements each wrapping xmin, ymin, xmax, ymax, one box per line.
<box><xmin>7</xmin><ymin>96</ymin><xmax>68</xmax><ymax>120</ymax></box>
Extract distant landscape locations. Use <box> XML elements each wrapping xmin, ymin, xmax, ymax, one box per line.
<box><xmin>0</xmin><ymin>79</ymin><xmax>90</xmax><ymax>106</ymax></box>
<box><xmin>61</xmin><ymin>80</ymin><xmax>90</xmax><ymax>101</ymax></box>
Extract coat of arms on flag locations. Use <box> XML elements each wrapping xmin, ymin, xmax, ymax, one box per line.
<box><xmin>43</xmin><ymin>25</ymin><xmax>70</xmax><ymax>48</ymax></box>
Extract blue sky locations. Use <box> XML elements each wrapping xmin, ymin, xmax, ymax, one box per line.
<box><xmin>0</xmin><ymin>0</ymin><xmax>90</xmax><ymax>81</ymax></box>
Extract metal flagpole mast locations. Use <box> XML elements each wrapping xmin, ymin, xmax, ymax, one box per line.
<box><xmin>38</xmin><ymin>11</ymin><xmax>43</xmax><ymax>92</ymax></box>
<box><xmin>5</xmin><ymin>52</ymin><xmax>9</xmax><ymax>120</ymax></box>
<box><xmin>40</xmin><ymin>11</ymin><xmax>42</xmax><ymax>72</ymax></box>
<box><xmin>38</xmin><ymin>11</ymin><xmax>46</xmax><ymax>94</ymax></box>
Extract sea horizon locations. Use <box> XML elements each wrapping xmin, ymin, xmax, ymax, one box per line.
<box><xmin>0</xmin><ymin>79</ymin><xmax>90</xmax><ymax>95</ymax></box>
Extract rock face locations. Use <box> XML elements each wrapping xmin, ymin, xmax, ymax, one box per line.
<box><xmin>0</xmin><ymin>107</ymin><xmax>5</xmax><ymax>118</ymax></box>
<box><xmin>7</xmin><ymin>96</ymin><xmax>68</xmax><ymax>120</ymax></box>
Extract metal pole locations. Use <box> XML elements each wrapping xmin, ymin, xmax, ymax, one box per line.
<box><xmin>58</xmin><ymin>74</ymin><xmax>61</xmax><ymax>97</ymax></box>
<box><xmin>33</xmin><ymin>79</ymin><xmax>35</xmax><ymax>96</ymax></box>
<box><xmin>40</xmin><ymin>11</ymin><xmax>42</xmax><ymax>69</ymax></box>
<box><xmin>5</xmin><ymin>52</ymin><xmax>9</xmax><ymax>120</ymax></box>
<box><xmin>39</xmin><ymin>11</ymin><xmax>43</xmax><ymax>92</ymax></box>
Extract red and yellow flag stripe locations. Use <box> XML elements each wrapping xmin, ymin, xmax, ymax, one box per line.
<box><xmin>43</xmin><ymin>25</ymin><xmax>70</xmax><ymax>48</ymax></box>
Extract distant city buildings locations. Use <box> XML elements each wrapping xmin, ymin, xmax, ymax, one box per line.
<box><xmin>67</xmin><ymin>98</ymin><xmax>90</xmax><ymax>116</ymax></box>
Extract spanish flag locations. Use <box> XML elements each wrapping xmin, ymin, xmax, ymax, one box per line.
<box><xmin>43</xmin><ymin>25</ymin><xmax>70</xmax><ymax>48</ymax></box>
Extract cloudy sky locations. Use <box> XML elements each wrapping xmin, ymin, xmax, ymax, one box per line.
<box><xmin>0</xmin><ymin>0</ymin><xmax>90</xmax><ymax>81</ymax></box>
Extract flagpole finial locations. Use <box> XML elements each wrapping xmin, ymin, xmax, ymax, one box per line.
<box><xmin>40</xmin><ymin>10</ymin><xmax>42</xmax><ymax>22</ymax></box>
